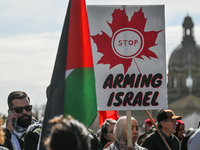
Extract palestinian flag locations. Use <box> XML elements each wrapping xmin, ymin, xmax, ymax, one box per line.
<box><xmin>38</xmin><ymin>0</ymin><xmax>97</xmax><ymax>149</ymax></box>
<box><xmin>64</xmin><ymin>0</ymin><xmax>97</xmax><ymax>127</ymax></box>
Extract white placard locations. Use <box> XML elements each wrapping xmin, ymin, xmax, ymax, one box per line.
<box><xmin>88</xmin><ymin>5</ymin><xmax>167</xmax><ymax>111</ymax></box>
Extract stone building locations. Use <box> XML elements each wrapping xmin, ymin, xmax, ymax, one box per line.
<box><xmin>168</xmin><ymin>15</ymin><xmax>200</xmax><ymax>129</ymax></box>
<box><xmin>168</xmin><ymin>15</ymin><xmax>200</xmax><ymax>102</ymax></box>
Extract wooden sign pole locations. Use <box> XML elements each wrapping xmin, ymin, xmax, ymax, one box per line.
<box><xmin>126</xmin><ymin>110</ymin><xmax>132</xmax><ymax>147</ymax></box>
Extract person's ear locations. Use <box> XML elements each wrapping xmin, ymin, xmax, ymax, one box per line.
<box><xmin>161</xmin><ymin>121</ymin><xmax>165</xmax><ymax>127</ymax></box>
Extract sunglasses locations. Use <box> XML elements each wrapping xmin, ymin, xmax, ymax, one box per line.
<box><xmin>11</xmin><ymin>105</ymin><xmax>32</xmax><ymax>114</ymax></box>
<box><xmin>163</xmin><ymin>119</ymin><xmax>178</xmax><ymax>125</ymax></box>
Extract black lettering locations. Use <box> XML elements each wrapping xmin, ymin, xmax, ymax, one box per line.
<box><xmin>123</xmin><ymin>74</ymin><xmax>135</xmax><ymax>88</ymax></box>
<box><xmin>113</xmin><ymin>74</ymin><xmax>124</xmax><ymax>88</ymax></box>
<box><xmin>134</xmin><ymin>74</ymin><xmax>142</xmax><ymax>88</ymax></box>
<box><xmin>132</xmin><ymin>92</ymin><xmax>143</xmax><ymax>106</ymax></box>
<box><xmin>113</xmin><ymin>92</ymin><xmax>124</xmax><ymax>107</ymax></box>
<box><xmin>103</xmin><ymin>74</ymin><xmax>114</xmax><ymax>89</ymax></box>
<box><xmin>151</xmin><ymin>91</ymin><xmax>159</xmax><ymax>106</ymax></box>
<box><xmin>123</xmin><ymin>92</ymin><xmax>134</xmax><ymax>106</ymax></box>
<box><xmin>107</xmin><ymin>92</ymin><xmax>115</xmax><ymax>106</ymax></box>
<box><xmin>140</xmin><ymin>74</ymin><xmax>152</xmax><ymax>88</ymax></box>
<box><xmin>151</xmin><ymin>73</ymin><xmax>163</xmax><ymax>88</ymax></box>
<box><xmin>143</xmin><ymin>91</ymin><xmax>152</xmax><ymax>106</ymax></box>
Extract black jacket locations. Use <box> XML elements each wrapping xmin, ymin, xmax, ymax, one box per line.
<box><xmin>3</xmin><ymin>128</ymin><xmax>24</xmax><ymax>150</ymax></box>
<box><xmin>88</xmin><ymin>128</ymin><xmax>103</xmax><ymax>150</ymax></box>
<box><xmin>141</xmin><ymin>130</ymin><xmax>180</xmax><ymax>150</ymax></box>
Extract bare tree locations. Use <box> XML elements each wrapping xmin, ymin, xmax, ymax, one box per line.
<box><xmin>32</xmin><ymin>104</ymin><xmax>46</xmax><ymax>121</ymax></box>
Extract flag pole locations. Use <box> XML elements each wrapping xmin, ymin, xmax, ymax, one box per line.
<box><xmin>126</xmin><ymin>110</ymin><xmax>132</xmax><ymax>146</ymax></box>
<box><xmin>144</xmin><ymin>110</ymin><xmax>171</xmax><ymax>150</ymax></box>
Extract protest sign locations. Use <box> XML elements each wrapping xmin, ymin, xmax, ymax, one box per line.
<box><xmin>88</xmin><ymin>5</ymin><xmax>167</xmax><ymax>111</ymax></box>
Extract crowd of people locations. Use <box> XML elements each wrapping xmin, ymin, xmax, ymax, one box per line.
<box><xmin>0</xmin><ymin>90</ymin><xmax>199</xmax><ymax>150</ymax></box>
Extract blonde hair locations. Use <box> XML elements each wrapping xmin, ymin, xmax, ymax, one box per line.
<box><xmin>0</xmin><ymin>117</ymin><xmax>5</xmax><ymax>145</ymax></box>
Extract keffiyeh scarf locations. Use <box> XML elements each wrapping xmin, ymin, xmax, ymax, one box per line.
<box><xmin>2</xmin><ymin>119</ymin><xmax>37</xmax><ymax>150</ymax></box>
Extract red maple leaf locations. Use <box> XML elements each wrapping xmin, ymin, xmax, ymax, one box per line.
<box><xmin>91</xmin><ymin>7</ymin><xmax>162</xmax><ymax>74</ymax></box>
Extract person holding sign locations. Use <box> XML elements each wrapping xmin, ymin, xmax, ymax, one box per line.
<box><xmin>104</xmin><ymin>116</ymin><xmax>147</xmax><ymax>150</ymax></box>
<box><xmin>141</xmin><ymin>109</ymin><xmax>181</xmax><ymax>150</ymax></box>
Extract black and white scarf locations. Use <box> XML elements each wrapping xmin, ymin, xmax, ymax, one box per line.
<box><xmin>2</xmin><ymin>119</ymin><xmax>37</xmax><ymax>150</ymax></box>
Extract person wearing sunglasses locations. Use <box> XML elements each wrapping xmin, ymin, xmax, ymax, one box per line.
<box><xmin>2</xmin><ymin>91</ymin><xmax>37</xmax><ymax>150</ymax></box>
<box><xmin>100</xmin><ymin>119</ymin><xmax>116</xmax><ymax>148</ymax></box>
<box><xmin>141</xmin><ymin>109</ymin><xmax>182</xmax><ymax>150</ymax></box>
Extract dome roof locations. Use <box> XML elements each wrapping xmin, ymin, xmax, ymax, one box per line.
<box><xmin>169</xmin><ymin>44</ymin><xmax>200</xmax><ymax>68</ymax></box>
<box><xmin>169</xmin><ymin>15</ymin><xmax>200</xmax><ymax>69</ymax></box>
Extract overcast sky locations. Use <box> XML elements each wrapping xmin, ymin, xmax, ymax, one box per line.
<box><xmin>0</xmin><ymin>0</ymin><xmax>200</xmax><ymax>115</ymax></box>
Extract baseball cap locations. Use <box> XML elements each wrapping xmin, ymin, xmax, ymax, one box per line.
<box><xmin>144</xmin><ymin>118</ymin><xmax>156</xmax><ymax>126</ymax></box>
<box><xmin>157</xmin><ymin>109</ymin><xmax>182</xmax><ymax>122</ymax></box>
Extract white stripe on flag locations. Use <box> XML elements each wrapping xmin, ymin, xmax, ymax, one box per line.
<box><xmin>65</xmin><ymin>69</ymin><xmax>74</xmax><ymax>79</ymax></box>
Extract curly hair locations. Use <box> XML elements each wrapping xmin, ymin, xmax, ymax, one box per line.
<box><xmin>45</xmin><ymin>115</ymin><xmax>90</xmax><ymax>150</ymax></box>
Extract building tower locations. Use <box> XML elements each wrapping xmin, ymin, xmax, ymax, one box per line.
<box><xmin>168</xmin><ymin>15</ymin><xmax>200</xmax><ymax>103</ymax></box>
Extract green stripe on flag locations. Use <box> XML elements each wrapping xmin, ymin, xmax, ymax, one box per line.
<box><xmin>64</xmin><ymin>67</ymin><xmax>97</xmax><ymax>127</ymax></box>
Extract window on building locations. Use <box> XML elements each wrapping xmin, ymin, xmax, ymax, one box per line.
<box><xmin>186</xmin><ymin>28</ymin><xmax>190</xmax><ymax>36</ymax></box>
<box><xmin>172</xmin><ymin>76</ymin><xmax>177</xmax><ymax>88</ymax></box>
<box><xmin>186</xmin><ymin>75</ymin><xmax>193</xmax><ymax>88</ymax></box>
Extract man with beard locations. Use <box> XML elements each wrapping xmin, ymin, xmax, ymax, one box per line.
<box><xmin>2</xmin><ymin>91</ymin><xmax>37</xmax><ymax>150</ymax></box>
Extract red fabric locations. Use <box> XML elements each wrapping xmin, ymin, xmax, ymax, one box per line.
<box><xmin>66</xmin><ymin>0</ymin><xmax>94</xmax><ymax>70</ymax></box>
<box><xmin>103</xmin><ymin>142</ymin><xmax>112</xmax><ymax>149</ymax></box>
<box><xmin>98</xmin><ymin>111</ymin><xmax>119</xmax><ymax>127</ymax></box>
